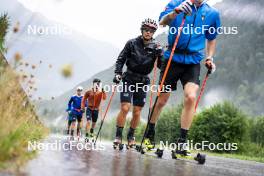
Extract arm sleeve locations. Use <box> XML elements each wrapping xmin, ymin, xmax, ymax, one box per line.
<box><xmin>205</xmin><ymin>11</ymin><xmax>221</xmax><ymax>41</ymax></box>
<box><xmin>81</xmin><ymin>93</ymin><xmax>88</xmax><ymax>109</ymax></box>
<box><xmin>67</xmin><ymin>97</ymin><xmax>73</xmax><ymax>111</ymax></box>
<box><xmin>114</xmin><ymin>40</ymin><xmax>131</xmax><ymax>74</ymax></box>
<box><xmin>159</xmin><ymin>0</ymin><xmax>181</xmax><ymax>22</ymax></box>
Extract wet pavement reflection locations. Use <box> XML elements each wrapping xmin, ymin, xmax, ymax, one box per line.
<box><xmin>20</xmin><ymin>135</ymin><xmax>264</xmax><ymax>176</ymax></box>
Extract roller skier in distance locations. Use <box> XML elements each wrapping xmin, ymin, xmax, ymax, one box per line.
<box><xmin>66</xmin><ymin>86</ymin><xmax>85</xmax><ymax>140</ymax></box>
<box><xmin>143</xmin><ymin>0</ymin><xmax>220</xmax><ymax>161</ymax></box>
<box><xmin>81</xmin><ymin>79</ymin><xmax>107</xmax><ymax>143</ymax></box>
<box><xmin>113</xmin><ymin>18</ymin><xmax>163</xmax><ymax>149</ymax></box>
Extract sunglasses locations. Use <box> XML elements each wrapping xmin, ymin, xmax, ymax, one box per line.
<box><xmin>142</xmin><ymin>27</ymin><xmax>156</xmax><ymax>33</ymax></box>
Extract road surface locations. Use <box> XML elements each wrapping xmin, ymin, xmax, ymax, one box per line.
<box><xmin>5</xmin><ymin>135</ymin><xmax>264</xmax><ymax>176</ymax></box>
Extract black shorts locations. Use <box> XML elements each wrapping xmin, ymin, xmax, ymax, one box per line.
<box><xmin>120</xmin><ymin>81</ymin><xmax>147</xmax><ymax>107</ymax></box>
<box><xmin>71</xmin><ymin>113</ymin><xmax>83</xmax><ymax>122</ymax></box>
<box><xmin>160</xmin><ymin>60</ymin><xmax>200</xmax><ymax>91</ymax></box>
<box><xmin>86</xmin><ymin>108</ymin><xmax>99</xmax><ymax>123</ymax></box>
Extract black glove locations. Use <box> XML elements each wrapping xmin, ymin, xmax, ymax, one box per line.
<box><xmin>113</xmin><ymin>74</ymin><xmax>122</xmax><ymax>84</ymax></box>
<box><xmin>155</xmin><ymin>44</ymin><xmax>163</xmax><ymax>57</ymax></box>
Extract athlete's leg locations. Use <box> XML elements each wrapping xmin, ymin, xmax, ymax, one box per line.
<box><xmin>85</xmin><ymin>108</ymin><xmax>92</xmax><ymax>137</ymax></box>
<box><xmin>130</xmin><ymin>106</ymin><xmax>143</xmax><ymax>129</ymax></box>
<box><xmin>117</xmin><ymin>103</ymin><xmax>131</xmax><ymax>127</ymax></box>
<box><xmin>181</xmin><ymin>82</ymin><xmax>199</xmax><ymax>130</ymax></box>
<box><xmin>76</xmin><ymin>115</ymin><xmax>82</xmax><ymax>136</ymax></box>
<box><xmin>90</xmin><ymin>110</ymin><xmax>99</xmax><ymax>136</ymax></box>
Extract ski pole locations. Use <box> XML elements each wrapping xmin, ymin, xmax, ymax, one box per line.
<box><xmin>94</xmin><ymin>85</ymin><xmax>117</xmax><ymax>144</ymax></box>
<box><xmin>138</xmin><ymin>15</ymin><xmax>188</xmax><ymax>152</ymax></box>
<box><xmin>195</xmin><ymin>70</ymin><xmax>210</xmax><ymax>112</ymax></box>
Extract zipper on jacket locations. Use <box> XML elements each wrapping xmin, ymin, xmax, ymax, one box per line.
<box><xmin>183</xmin><ymin>5</ymin><xmax>199</xmax><ymax>63</ymax></box>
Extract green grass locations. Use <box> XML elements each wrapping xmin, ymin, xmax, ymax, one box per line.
<box><xmin>0</xmin><ymin>60</ymin><xmax>48</xmax><ymax>171</ymax></box>
<box><xmin>204</xmin><ymin>151</ymin><xmax>264</xmax><ymax>163</ymax></box>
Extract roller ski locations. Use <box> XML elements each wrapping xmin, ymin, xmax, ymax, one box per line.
<box><xmin>126</xmin><ymin>137</ymin><xmax>136</xmax><ymax>149</ymax></box>
<box><xmin>69</xmin><ymin>135</ymin><xmax>74</xmax><ymax>141</ymax></box>
<box><xmin>84</xmin><ymin>133</ymin><xmax>90</xmax><ymax>143</ymax></box>
<box><xmin>113</xmin><ymin>137</ymin><xmax>124</xmax><ymax>151</ymax></box>
<box><xmin>126</xmin><ymin>128</ymin><xmax>136</xmax><ymax>149</ymax></box>
<box><xmin>90</xmin><ymin>133</ymin><xmax>95</xmax><ymax>143</ymax></box>
<box><xmin>136</xmin><ymin>137</ymin><xmax>163</xmax><ymax>158</ymax></box>
<box><xmin>171</xmin><ymin>138</ymin><xmax>206</xmax><ymax>164</ymax></box>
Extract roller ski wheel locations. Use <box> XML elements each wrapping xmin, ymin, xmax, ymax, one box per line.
<box><xmin>113</xmin><ymin>138</ymin><xmax>123</xmax><ymax>151</ymax></box>
<box><xmin>194</xmin><ymin>153</ymin><xmax>206</xmax><ymax>165</ymax></box>
<box><xmin>113</xmin><ymin>143</ymin><xmax>124</xmax><ymax>151</ymax></box>
<box><xmin>171</xmin><ymin>149</ymin><xmax>191</xmax><ymax>159</ymax></box>
<box><xmin>155</xmin><ymin>148</ymin><xmax>164</xmax><ymax>158</ymax></box>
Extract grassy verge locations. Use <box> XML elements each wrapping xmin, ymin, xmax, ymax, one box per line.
<box><xmin>203</xmin><ymin>151</ymin><xmax>264</xmax><ymax>163</ymax></box>
<box><xmin>0</xmin><ymin>60</ymin><xmax>48</xmax><ymax>171</ymax></box>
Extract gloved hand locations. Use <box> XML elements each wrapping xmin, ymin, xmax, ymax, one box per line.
<box><xmin>155</xmin><ymin>44</ymin><xmax>163</xmax><ymax>57</ymax></box>
<box><xmin>81</xmin><ymin>108</ymin><xmax>85</xmax><ymax>113</ymax></box>
<box><xmin>205</xmin><ymin>58</ymin><xmax>216</xmax><ymax>74</ymax></box>
<box><xmin>113</xmin><ymin>74</ymin><xmax>122</xmax><ymax>84</ymax></box>
<box><xmin>175</xmin><ymin>0</ymin><xmax>193</xmax><ymax>15</ymax></box>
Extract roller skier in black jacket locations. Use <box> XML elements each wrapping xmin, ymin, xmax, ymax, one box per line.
<box><xmin>113</xmin><ymin>18</ymin><xmax>163</xmax><ymax>148</ymax></box>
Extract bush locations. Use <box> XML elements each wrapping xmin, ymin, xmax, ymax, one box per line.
<box><xmin>250</xmin><ymin>116</ymin><xmax>264</xmax><ymax>146</ymax></box>
<box><xmin>189</xmin><ymin>102</ymin><xmax>250</xmax><ymax>152</ymax></box>
<box><xmin>156</xmin><ymin>104</ymin><xmax>183</xmax><ymax>143</ymax></box>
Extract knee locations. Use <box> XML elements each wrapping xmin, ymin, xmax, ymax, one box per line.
<box><xmin>121</xmin><ymin>104</ymin><xmax>130</xmax><ymax>115</ymax></box>
<box><xmin>156</xmin><ymin>97</ymin><xmax>168</xmax><ymax>108</ymax></box>
<box><xmin>185</xmin><ymin>93</ymin><xmax>196</xmax><ymax>104</ymax></box>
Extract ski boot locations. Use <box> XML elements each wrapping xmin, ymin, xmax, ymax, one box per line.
<box><xmin>143</xmin><ymin>138</ymin><xmax>155</xmax><ymax>150</ymax></box>
<box><xmin>77</xmin><ymin>131</ymin><xmax>81</xmax><ymax>141</ymax></box>
<box><xmin>69</xmin><ymin>135</ymin><xmax>74</xmax><ymax>141</ymax></box>
<box><xmin>66</xmin><ymin>129</ymin><xmax>70</xmax><ymax>135</ymax></box>
<box><xmin>144</xmin><ymin>137</ymin><xmax>163</xmax><ymax>158</ymax></box>
<box><xmin>171</xmin><ymin>138</ymin><xmax>191</xmax><ymax>159</ymax></box>
<box><xmin>90</xmin><ymin>133</ymin><xmax>95</xmax><ymax>143</ymax></box>
<box><xmin>113</xmin><ymin>137</ymin><xmax>124</xmax><ymax>150</ymax></box>
<box><xmin>85</xmin><ymin>133</ymin><xmax>89</xmax><ymax>143</ymax></box>
<box><xmin>126</xmin><ymin>137</ymin><xmax>136</xmax><ymax>149</ymax></box>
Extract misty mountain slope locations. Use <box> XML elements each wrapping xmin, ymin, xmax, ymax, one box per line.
<box><xmin>0</xmin><ymin>0</ymin><xmax>119</xmax><ymax>98</ymax></box>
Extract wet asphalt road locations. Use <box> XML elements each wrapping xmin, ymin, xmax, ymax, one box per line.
<box><xmin>13</xmin><ymin>135</ymin><xmax>264</xmax><ymax>176</ymax></box>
